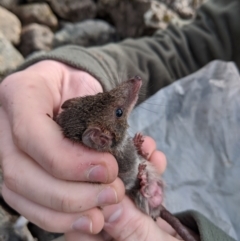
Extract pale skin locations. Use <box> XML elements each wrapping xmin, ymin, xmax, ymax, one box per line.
<box><xmin>0</xmin><ymin>60</ymin><xmax>183</xmax><ymax>240</ymax></box>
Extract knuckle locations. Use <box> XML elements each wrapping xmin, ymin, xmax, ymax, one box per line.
<box><xmin>118</xmin><ymin>215</ymin><xmax>148</xmax><ymax>241</ymax></box>
<box><xmin>134</xmin><ymin>218</ymin><xmax>150</xmax><ymax>241</ymax></box>
<box><xmin>49</xmin><ymin>187</ymin><xmax>76</xmax><ymax>213</ymax></box>
<box><xmin>36</xmin><ymin>212</ymin><xmax>54</xmax><ymax>232</ymax></box>
<box><xmin>40</xmin><ymin>152</ymin><xmax>66</xmax><ymax>180</ymax></box>
<box><xmin>59</xmin><ymin>192</ymin><xmax>76</xmax><ymax>213</ymax></box>
<box><xmin>56</xmin><ymin>188</ymin><xmax>87</xmax><ymax>213</ymax></box>
<box><xmin>47</xmin><ymin>154</ymin><xmax>61</xmax><ymax>178</ymax></box>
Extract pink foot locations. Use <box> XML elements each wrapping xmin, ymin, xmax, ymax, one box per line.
<box><xmin>134</xmin><ymin>162</ymin><xmax>164</xmax><ymax>218</ymax></box>
<box><xmin>133</xmin><ymin>133</ymin><xmax>149</xmax><ymax>159</ymax></box>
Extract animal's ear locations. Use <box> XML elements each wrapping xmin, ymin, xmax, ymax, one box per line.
<box><xmin>82</xmin><ymin>127</ymin><xmax>113</xmax><ymax>151</ymax></box>
<box><xmin>61</xmin><ymin>98</ymin><xmax>80</xmax><ymax>109</ymax></box>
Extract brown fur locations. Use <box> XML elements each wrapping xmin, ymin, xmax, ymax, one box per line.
<box><xmin>56</xmin><ymin>77</ymin><xmax>140</xmax><ymax>152</ymax></box>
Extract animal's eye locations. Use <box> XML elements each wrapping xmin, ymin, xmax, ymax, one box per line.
<box><xmin>116</xmin><ymin>108</ymin><xmax>123</xmax><ymax>117</ymax></box>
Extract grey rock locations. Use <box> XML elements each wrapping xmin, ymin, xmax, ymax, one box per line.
<box><xmin>144</xmin><ymin>1</ymin><xmax>178</xmax><ymax>30</ymax></box>
<box><xmin>0</xmin><ymin>0</ymin><xmax>23</xmax><ymax>10</ymax></box>
<box><xmin>53</xmin><ymin>20</ymin><xmax>116</xmax><ymax>48</ymax></box>
<box><xmin>0</xmin><ymin>199</ymin><xmax>33</xmax><ymax>241</ymax></box>
<box><xmin>12</xmin><ymin>3</ymin><xmax>58</xmax><ymax>29</ymax></box>
<box><xmin>171</xmin><ymin>0</ymin><xmax>195</xmax><ymax>19</ymax></box>
<box><xmin>49</xmin><ymin>0</ymin><xmax>97</xmax><ymax>22</ymax></box>
<box><xmin>0</xmin><ymin>205</ymin><xmax>18</xmax><ymax>241</ymax></box>
<box><xmin>97</xmin><ymin>0</ymin><xmax>150</xmax><ymax>38</ymax></box>
<box><xmin>58</xmin><ymin>20</ymin><xmax>72</xmax><ymax>29</ymax></box>
<box><xmin>0</xmin><ymin>32</ymin><xmax>24</xmax><ymax>78</ymax></box>
<box><xmin>26</xmin><ymin>0</ymin><xmax>47</xmax><ymax>2</ymax></box>
<box><xmin>0</xmin><ymin>209</ymin><xmax>35</xmax><ymax>241</ymax></box>
<box><xmin>158</xmin><ymin>0</ymin><xmax>206</xmax><ymax>19</ymax></box>
<box><xmin>28</xmin><ymin>223</ymin><xmax>62</xmax><ymax>241</ymax></box>
<box><xmin>175</xmin><ymin>1</ymin><xmax>205</xmax><ymax>19</ymax></box>
<box><xmin>18</xmin><ymin>23</ymin><xmax>54</xmax><ymax>57</ymax></box>
<box><xmin>0</xmin><ymin>6</ymin><xmax>21</xmax><ymax>45</ymax></box>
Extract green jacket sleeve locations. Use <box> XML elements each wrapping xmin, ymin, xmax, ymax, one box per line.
<box><xmin>18</xmin><ymin>0</ymin><xmax>240</xmax><ymax>104</ymax></box>
<box><xmin>176</xmin><ymin>210</ymin><xmax>236</xmax><ymax>241</ymax></box>
<box><xmin>17</xmin><ymin>0</ymin><xmax>239</xmax><ymax>240</ymax></box>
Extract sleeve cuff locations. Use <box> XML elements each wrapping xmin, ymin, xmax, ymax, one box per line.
<box><xmin>17</xmin><ymin>45</ymin><xmax>117</xmax><ymax>91</ymax></box>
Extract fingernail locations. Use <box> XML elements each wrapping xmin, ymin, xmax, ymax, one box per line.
<box><xmin>87</xmin><ymin>165</ymin><xmax>108</xmax><ymax>182</ymax></box>
<box><xmin>97</xmin><ymin>187</ymin><xmax>118</xmax><ymax>206</ymax></box>
<box><xmin>103</xmin><ymin>203</ymin><xmax>123</xmax><ymax>223</ymax></box>
<box><xmin>72</xmin><ymin>216</ymin><xmax>92</xmax><ymax>233</ymax></box>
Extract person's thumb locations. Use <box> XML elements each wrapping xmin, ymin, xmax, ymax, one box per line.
<box><xmin>102</xmin><ymin>196</ymin><xmax>174</xmax><ymax>241</ymax></box>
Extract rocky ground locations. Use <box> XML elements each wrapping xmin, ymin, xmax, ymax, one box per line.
<box><xmin>0</xmin><ymin>0</ymin><xmax>205</xmax><ymax>240</ymax></box>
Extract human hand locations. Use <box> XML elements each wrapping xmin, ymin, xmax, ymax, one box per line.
<box><xmin>0</xmin><ymin>60</ymin><xmax>125</xmax><ymax>234</ymax></box>
<box><xmin>65</xmin><ymin>137</ymin><xmax>182</xmax><ymax>241</ymax></box>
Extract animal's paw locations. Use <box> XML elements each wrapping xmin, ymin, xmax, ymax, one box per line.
<box><xmin>129</xmin><ymin>161</ymin><xmax>164</xmax><ymax>219</ymax></box>
<box><xmin>133</xmin><ymin>133</ymin><xmax>149</xmax><ymax>159</ymax></box>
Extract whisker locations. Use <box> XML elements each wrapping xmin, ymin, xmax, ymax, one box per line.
<box><xmin>136</xmin><ymin>106</ymin><xmax>158</xmax><ymax>114</ymax></box>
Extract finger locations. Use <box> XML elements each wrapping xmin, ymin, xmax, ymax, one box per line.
<box><xmin>141</xmin><ymin>136</ymin><xmax>167</xmax><ymax>174</ymax></box>
<box><xmin>102</xmin><ymin>197</ymin><xmax>178</xmax><ymax>241</ymax></box>
<box><xmin>140</xmin><ymin>136</ymin><xmax>156</xmax><ymax>158</ymax></box>
<box><xmin>149</xmin><ymin>150</ymin><xmax>167</xmax><ymax>174</ymax></box>
<box><xmin>3</xmin><ymin>151</ymin><xmax>125</xmax><ymax>213</ymax></box>
<box><xmin>2</xmin><ymin>184</ymin><xmax>104</xmax><ymax>234</ymax></box>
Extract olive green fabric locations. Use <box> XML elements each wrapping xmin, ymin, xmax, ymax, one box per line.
<box><xmin>19</xmin><ymin>0</ymin><xmax>240</xmax><ymax>104</ymax></box>
<box><xmin>18</xmin><ymin>0</ymin><xmax>239</xmax><ymax>240</ymax></box>
<box><xmin>176</xmin><ymin>211</ymin><xmax>236</xmax><ymax>241</ymax></box>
